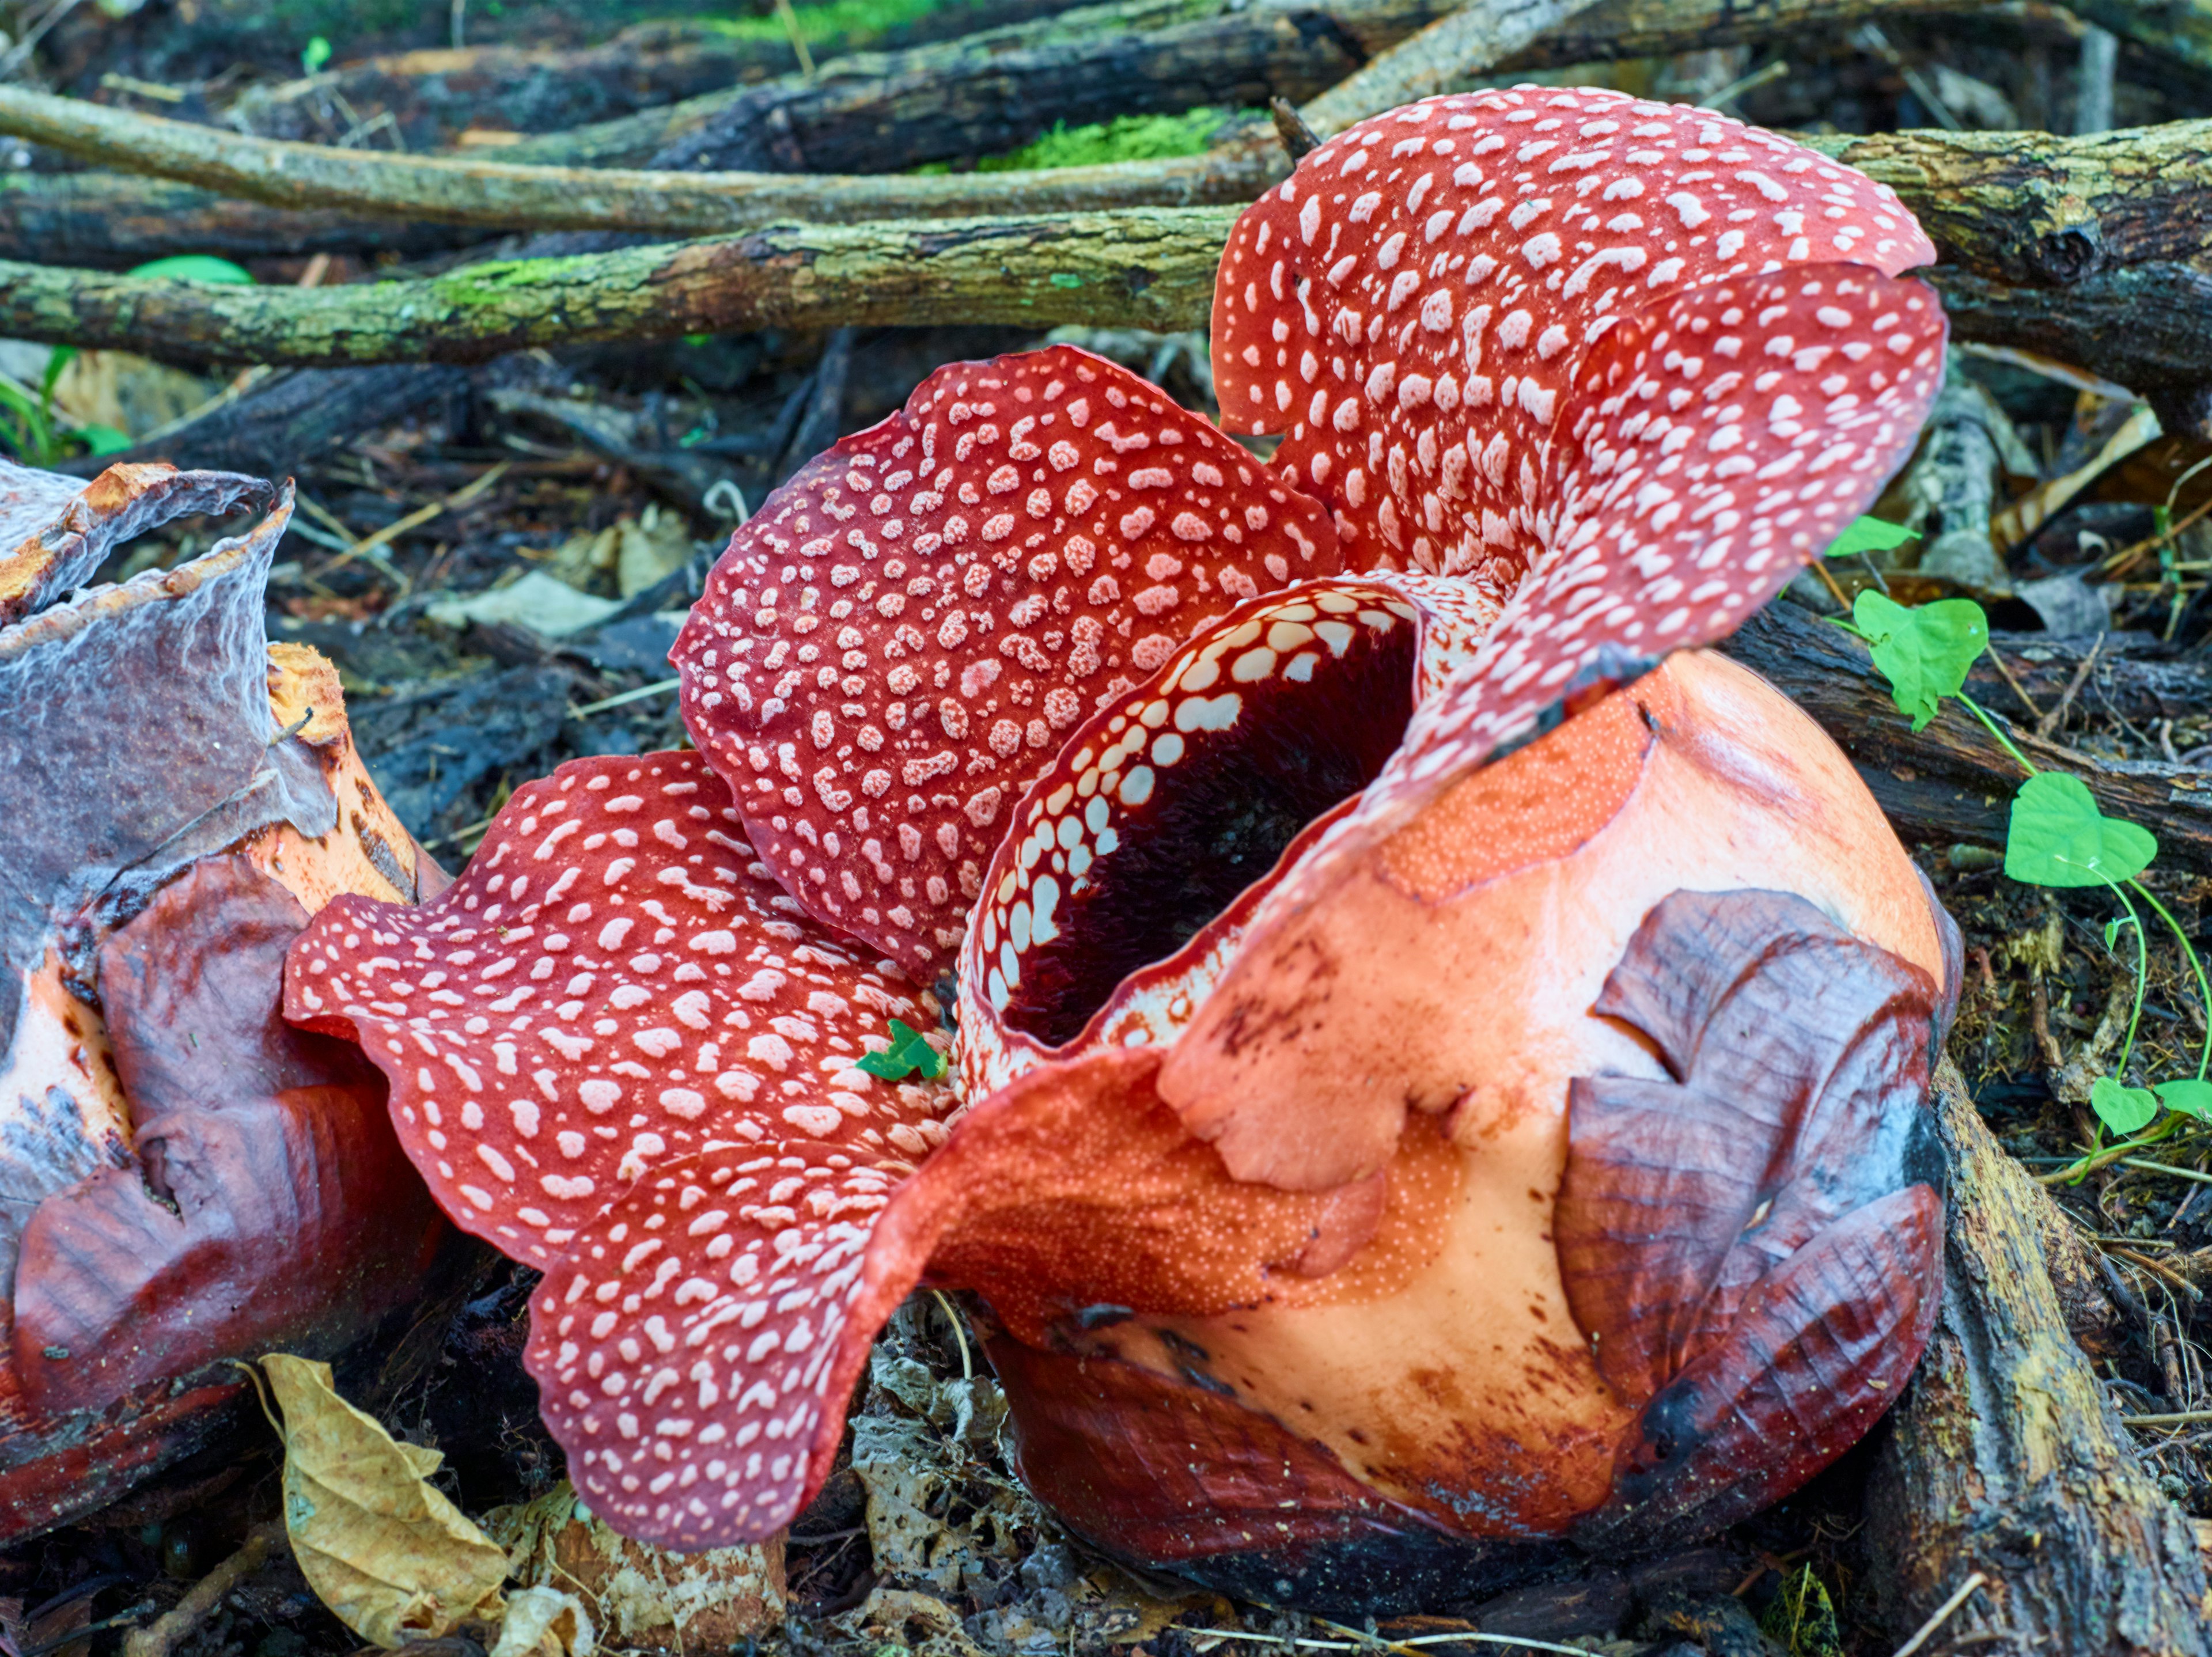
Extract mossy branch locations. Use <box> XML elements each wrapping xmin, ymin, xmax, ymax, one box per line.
<box><xmin>0</xmin><ymin>210</ymin><xmax>1236</xmax><ymax>366</ymax></box>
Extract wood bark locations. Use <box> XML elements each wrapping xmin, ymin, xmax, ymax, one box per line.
<box><xmin>1865</xmin><ymin>1059</ymin><xmax>2212</xmax><ymax>1655</ymax></box>
<box><xmin>6</xmin><ymin>92</ymin><xmax>2211</xmax><ymax>426</ymax></box>
<box><xmin>0</xmin><ymin>172</ymin><xmax>471</xmax><ymax>267</ymax></box>
<box><xmin>637</xmin><ymin>0</ymin><xmax>1462</xmax><ymax>173</ymax></box>
<box><xmin>1719</xmin><ymin>598</ymin><xmax>2212</xmax><ymax>873</ymax></box>
<box><xmin>0</xmin><ymin>82</ymin><xmax>1271</xmax><ymax>236</ymax></box>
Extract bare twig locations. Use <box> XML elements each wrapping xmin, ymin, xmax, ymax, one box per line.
<box><xmin>120</xmin><ymin>1524</ymin><xmax>283</xmax><ymax>1657</ymax></box>
<box><xmin>1854</xmin><ymin>22</ymin><xmax>1963</xmax><ymax>129</ymax></box>
<box><xmin>2111</xmin><ymin>1242</ymin><xmax>2206</xmax><ymax>1301</ymax></box>
<box><xmin>1300</xmin><ymin>0</ymin><xmax>1601</xmax><ymax>136</ymax></box>
<box><xmin>1982</xmin><ymin>640</ymin><xmax>2047</xmax><ymax>722</ymax></box>
<box><xmin>2077</xmin><ymin>21</ymin><xmax>2119</xmax><ymax>134</ymax></box>
<box><xmin>2034</xmin><ymin>635</ymin><xmax>2101</xmax><ymax>740</ymax></box>
<box><xmin>571</xmin><ymin>678</ymin><xmax>680</xmax><ymax>719</ymax></box>
<box><xmin>1887</xmin><ymin>1573</ymin><xmax>1988</xmax><ymax>1657</ymax></box>
<box><xmin>2120</xmin><ymin>1155</ymin><xmax>2212</xmax><ymax>1188</ymax></box>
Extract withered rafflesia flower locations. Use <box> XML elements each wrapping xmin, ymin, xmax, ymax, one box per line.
<box><xmin>285</xmin><ymin>88</ymin><xmax>1958</xmax><ymax>1606</ymax></box>
<box><xmin>1</xmin><ymin>461</ymin><xmax>452</xmax><ymax>1540</ymax></box>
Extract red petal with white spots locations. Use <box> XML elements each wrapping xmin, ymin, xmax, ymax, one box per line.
<box><xmin>1164</xmin><ymin>266</ymin><xmax>1944</xmax><ymax>1188</ymax></box>
<box><xmin>283</xmin><ymin>751</ymin><xmax>953</xmax><ymax>1270</ymax></box>
<box><xmin>671</xmin><ymin>346</ymin><xmax>1343</xmax><ymax>979</ymax></box>
<box><xmin>1380</xmin><ymin>261</ymin><xmax>1945</xmax><ymax>808</ymax></box>
<box><xmin>525</xmin><ymin>1139</ymin><xmax>917</xmax><ymax>1549</ymax></box>
<box><xmin>520</xmin><ymin>1041</ymin><xmax>1426</xmax><ymax>1550</ymax></box>
<box><xmin>1211</xmin><ymin>86</ymin><xmax>1937</xmax><ymax>586</ymax></box>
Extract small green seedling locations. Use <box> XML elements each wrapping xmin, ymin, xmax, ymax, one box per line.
<box><xmin>302</xmin><ymin>35</ymin><xmax>334</xmax><ymax>73</ymax></box>
<box><xmin>2156</xmin><ymin>1078</ymin><xmax>2212</xmax><ymax>1118</ymax></box>
<box><xmin>2092</xmin><ymin>1076</ymin><xmax>2160</xmax><ymax>1132</ymax></box>
<box><xmin>857</xmin><ymin>1018</ymin><xmax>948</xmax><ymax>1082</ymax></box>
<box><xmin>1829</xmin><ymin>518</ymin><xmax>2212</xmax><ymax>1147</ymax></box>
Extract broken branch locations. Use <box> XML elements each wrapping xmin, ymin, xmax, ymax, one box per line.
<box><xmin>1866</xmin><ymin>1063</ymin><xmax>2212</xmax><ymax>1655</ymax></box>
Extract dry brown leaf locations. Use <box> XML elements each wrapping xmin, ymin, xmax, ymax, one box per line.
<box><xmin>258</xmin><ymin>1354</ymin><xmax>510</xmax><ymax>1650</ymax></box>
<box><xmin>488</xmin><ymin>1587</ymin><xmax>593</xmax><ymax>1657</ymax></box>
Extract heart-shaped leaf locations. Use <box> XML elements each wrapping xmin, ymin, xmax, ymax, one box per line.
<box><xmin>1825</xmin><ymin>516</ymin><xmax>1916</xmax><ymax>560</ymax></box>
<box><xmin>2005</xmin><ymin>772</ymin><xmax>2159</xmax><ymax>889</ymax></box>
<box><xmin>2156</xmin><ymin>1079</ymin><xmax>2212</xmax><ymax>1119</ymax></box>
<box><xmin>2092</xmin><ymin>1075</ymin><xmax>2160</xmax><ymax>1133</ymax></box>
<box><xmin>1851</xmin><ymin>590</ymin><xmax>1988</xmax><ymax>731</ymax></box>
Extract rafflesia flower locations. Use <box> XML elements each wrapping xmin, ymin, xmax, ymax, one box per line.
<box><xmin>1</xmin><ymin>462</ymin><xmax>450</xmax><ymax>1540</ymax></box>
<box><xmin>285</xmin><ymin>87</ymin><xmax>1958</xmax><ymax>1607</ymax></box>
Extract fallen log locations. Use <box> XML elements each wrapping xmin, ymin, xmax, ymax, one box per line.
<box><xmin>54</xmin><ymin>365</ymin><xmax>474</xmax><ymax>481</ymax></box>
<box><xmin>1938</xmin><ymin>266</ymin><xmax>2212</xmax><ymax>439</ymax></box>
<box><xmin>1719</xmin><ymin>597</ymin><xmax>2212</xmax><ymax>873</ymax></box>
<box><xmin>0</xmin><ymin>0</ymin><xmax>2005</xmax><ymax>241</ymax></box>
<box><xmin>227</xmin><ymin>0</ymin><xmax>1089</xmax><ymax>149</ymax></box>
<box><xmin>0</xmin><ymin>81</ymin><xmax>1267</xmax><ymax>236</ymax></box>
<box><xmin>1866</xmin><ymin>1060</ymin><xmax>2212</xmax><ymax>1656</ymax></box>
<box><xmin>229</xmin><ymin>29</ymin><xmax>797</xmax><ymax>150</ymax></box>
<box><xmin>613</xmin><ymin>0</ymin><xmax>1486</xmax><ymax>173</ymax></box>
<box><xmin>0</xmin><ymin>172</ymin><xmax>471</xmax><ymax>266</ymax></box>
<box><xmin>1</xmin><ymin>130</ymin><xmax>2208</xmax><ymax>390</ymax></box>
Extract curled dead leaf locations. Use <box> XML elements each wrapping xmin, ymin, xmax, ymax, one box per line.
<box><xmin>255</xmin><ymin>1354</ymin><xmax>509</xmax><ymax>1650</ymax></box>
<box><xmin>487</xmin><ymin>1588</ymin><xmax>592</xmax><ymax>1657</ymax></box>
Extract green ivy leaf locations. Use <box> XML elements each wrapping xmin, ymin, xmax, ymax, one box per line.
<box><xmin>2156</xmin><ymin>1079</ymin><xmax>2212</xmax><ymax>1118</ymax></box>
<box><xmin>127</xmin><ymin>255</ymin><xmax>256</xmax><ymax>286</ymax></box>
<box><xmin>1824</xmin><ymin>515</ymin><xmax>1915</xmax><ymax>560</ymax></box>
<box><xmin>2004</xmin><ymin>772</ymin><xmax>2159</xmax><ymax>889</ymax></box>
<box><xmin>2092</xmin><ymin>1075</ymin><xmax>2160</xmax><ymax>1133</ymax></box>
<box><xmin>1851</xmin><ymin>590</ymin><xmax>1988</xmax><ymax>731</ymax></box>
<box><xmin>855</xmin><ymin>1018</ymin><xmax>947</xmax><ymax>1082</ymax></box>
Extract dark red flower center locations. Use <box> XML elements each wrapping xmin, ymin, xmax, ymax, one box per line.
<box><xmin>982</xmin><ymin>590</ymin><xmax>1419</xmax><ymax>1048</ymax></box>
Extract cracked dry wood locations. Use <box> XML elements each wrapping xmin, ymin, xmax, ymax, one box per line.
<box><xmin>1868</xmin><ymin>1060</ymin><xmax>2212</xmax><ymax>1654</ymax></box>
